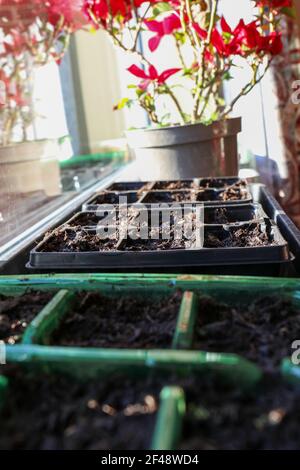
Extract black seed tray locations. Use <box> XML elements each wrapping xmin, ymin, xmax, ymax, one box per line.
<box><xmin>82</xmin><ymin>191</ymin><xmax>142</xmax><ymax>211</ymax></box>
<box><xmin>82</xmin><ymin>178</ymin><xmax>252</xmax><ymax>211</ymax></box>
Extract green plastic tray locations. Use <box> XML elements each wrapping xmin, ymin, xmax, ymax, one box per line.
<box><xmin>59</xmin><ymin>151</ymin><xmax>125</xmax><ymax>169</ymax></box>
<box><xmin>0</xmin><ymin>367</ymin><xmax>182</xmax><ymax>450</ymax></box>
<box><xmin>0</xmin><ymin>274</ymin><xmax>299</xmax><ymax>383</ymax></box>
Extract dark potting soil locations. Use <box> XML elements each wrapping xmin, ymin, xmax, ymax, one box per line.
<box><xmin>121</xmin><ymin>237</ymin><xmax>188</xmax><ymax>251</ymax></box>
<box><xmin>39</xmin><ymin>227</ymin><xmax>119</xmax><ymax>252</ymax></box>
<box><xmin>107</xmin><ymin>182</ymin><xmax>149</xmax><ymax>192</ymax></box>
<box><xmin>89</xmin><ymin>191</ymin><xmax>139</xmax><ymax>205</ymax></box>
<box><xmin>50</xmin><ymin>291</ymin><xmax>182</xmax><ymax>348</ymax></box>
<box><xmin>218</xmin><ymin>186</ymin><xmax>248</xmax><ymax>201</ymax></box>
<box><xmin>204</xmin><ymin>207</ymin><xmax>256</xmax><ymax>224</ymax></box>
<box><xmin>205</xmin><ymin>207</ymin><xmax>231</xmax><ymax>224</ymax></box>
<box><xmin>142</xmin><ymin>191</ymin><xmax>192</xmax><ymax>203</ymax></box>
<box><xmin>67</xmin><ymin>208</ymin><xmax>140</xmax><ymax>228</ymax></box>
<box><xmin>0</xmin><ymin>291</ymin><xmax>54</xmax><ymax>344</ymax></box>
<box><xmin>0</xmin><ymin>371</ymin><xmax>162</xmax><ymax>450</ymax></box>
<box><xmin>195</xmin><ymin>187</ymin><xmax>248</xmax><ymax>202</ymax></box>
<box><xmin>179</xmin><ymin>374</ymin><xmax>300</xmax><ymax>450</ymax></box>
<box><xmin>204</xmin><ymin>223</ymin><xmax>273</xmax><ymax>248</ymax></box>
<box><xmin>193</xmin><ymin>295</ymin><xmax>300</xmax><ymax>371</ymax></box>
<box><xmin>199</xmin><ymin>178</ymin><xmax>247</xmax><ymax>189</ymax></box>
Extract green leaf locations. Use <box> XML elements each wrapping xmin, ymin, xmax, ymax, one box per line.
<box><xmin>136</xmin><ymin>88</ymin><xmax>146</xmax><ymax>98</ymax></box>
<box><xmin>153</xmin><ymin>2</ymin><xmax>173</xmax><ymax>16</ymax></box>
<box><xmin>222</xmin><ymin>71</ymin><xmax>233</xmax><ymax>81</ymax></box>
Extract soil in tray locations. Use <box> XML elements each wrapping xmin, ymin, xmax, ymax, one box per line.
<box><xmin>0</xmin><ymin>371</ymin><xmax>163</xmax><ymax>450</ymax></box>
<box><xmin>49</xmin><ymin>291</ymin><xmax>182</xmax><ymax>348</ymax></box>
<box><xmin>0</xmin><ymin>291</ymin><xmax>54</xmax><ymax>345</ymax></box>
<box><xmin>193</xmin><ymin>295</ymin><xmax>300</xmax><ymax>371</ymax></box>
<box><xmin>179</xmin><ymin>374</ymin><xmax>300</xmax><ymax>450</ymax></box>
<box><xmin>39</xmin><ymin>227</ymin><xmax>119</xmax><ymax>252</ymax></box>
<box><xmin>204</xmin><ymin>223</ymin><xmax>274</xmax><ymax>247</ymax></box>
<box><xmin>67</xmin><ymin>208</ymin><xmax>139</xmax><ymax>228</ymax></box>
<box><xmin>199</xmin><ymin>178</ymin><xmax>247</xmax><ymax>189</ymax></box>
<box><xmin>67</xmin><ymin>212</ymin><xmax>104</xmax><ymax>227</ymax></box>
<box><xmin>152</xmin><ymin>181</ymin><xmax>196</xmax><ymax>190</ymax></box>
<box><xmin>88</xmin><ymin>191</ymin><xmax>139</xmax><ymax>205</ymax></box>
<box><xmin>204</xmin><ymin>207</ymin><xmax>256</xmax><ymax>224</ymax></box>
<box><xmin>142</xmin><ymin>191</ymin><xmax>192</xmax><ymax>203</ymax></box>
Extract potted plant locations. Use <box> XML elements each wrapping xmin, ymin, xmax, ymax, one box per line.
<box><xmin>0</xmin><ymin>1</ymin><xmax>88</xmax><ymax>195</ymax></box>
<box><xmin>84</xmin><ymin>0</ymin><xmax>292</xmax><ymax>179</ymax></box>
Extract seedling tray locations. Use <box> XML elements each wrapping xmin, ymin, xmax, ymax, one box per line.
<box><xmin>28</xmin><ymin>217</ymin><xmax>290</xmax><ymax>273</ymax></box>
<box><xmin>107</xmin><ymin>177</ymin><xmax>247</xmax><ymax>192</ymax></box>
<box><xmin>82</xmin><ymin>190</ymin><xmax>142</xmax><ymax>211</ymax></box>
<box><xmin>0</xmin><ymin>275</ymin><xmax>300</xmax><ymax>450</ymax></box>
<box><xmin>0</xmin><ymin>365</ymin><xmax>182</xmax><ymax>450</ymax></box>
<box><xmin>106</xmin><ymin>181</ymin><xmax>153</xmax><ymax>192</ymax></box>
<box><xmin>20</xmin><ymin>284</ymin><xmax>300</xmax><ymax>373</ymax></box>
<box><xmin>82</xmin><ymin>178</ymin><xmax>252</xmax><ymax>210</ymax></box>
<box><xmin>139</xmin><ymin>187</ymin><xmax>252</xmax><ymax>205</ymax></box>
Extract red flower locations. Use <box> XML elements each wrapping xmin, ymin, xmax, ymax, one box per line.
<box><xmin>202</xmin><ymin>16</ymin><xmax>284</xmax><ymax>58</ymax></box>
<box><xmin>145</xmin><ymin>13</ymin><xmax>181</xmax><ymax>52</ymax></box>
<box><xmin>85</xmin><ymin>0</ymin><xmax>159</xmax><ymax>25</ymax></box>
<box><xmin>46</xmin><ymin>0</ymin><xmax>89</xmax><ymax>31</ymax></box>
<box><xmin>256</xmin><ymin>0</ymin><xmax>292</xmax><ymax>9</ymax></box>
<box><xmin>127</xmin><ymin>64</ymin><xmax>181</xmax><ymax>90</ymax></box>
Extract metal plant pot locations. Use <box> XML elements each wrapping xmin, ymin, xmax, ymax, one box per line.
<box><xmin>0</xmin><ymin>140</ymin><xmax>61</xmax><ymax>196</ymax></box>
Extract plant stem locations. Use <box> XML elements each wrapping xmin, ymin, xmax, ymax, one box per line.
<box><xmin>164</xmin><ymin>85</ymin><xmax>186</xmax><ymax>125</ymax></box>
<box><xmin>220</xmin><ymin>59</ymin><xmax>272</xmax><ymax>119</ymax></box>
<box><xmin>175</xmin><ymin>38</ymin><xmax>187</xmax><ymax>69</ymax></box>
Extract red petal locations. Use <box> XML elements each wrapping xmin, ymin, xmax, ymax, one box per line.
<box><xmin>221</xmin><ymin>16</ymin><xmax>232</xmax><ymax>34</ymax></box>
<box><xmin>149</xmin><ymin>35</ymin><xmax>161</xmax><ymax>52</ymax></box>
<box><xmin>148</xmin><ymin>65</ymin><xmax>159</xmax><ymax>80</ymax></box>
<box><xmin>158</xmin><ymin>68</ymin><xmax>181</xmax><ymax>83</ymax></box>
<box><xmin>193</xmin><ymin>23</ymin><xmax>208</xmax><ymax>40</ymax></box>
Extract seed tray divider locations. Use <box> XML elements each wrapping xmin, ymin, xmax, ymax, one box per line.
<box><xmin>151</xmin><ymin>386</ymin><xmax>186</xmax><ymax>450</ymax></box>
<box><xmin>28</xmin><ymin>219</ymin><xmax>291</xmax><ymax>271</ymax></box>
<box><xmin>21</xmin><ymin>288</ymin><xmax>192</xmax><ymax>350</ymax></box>
<box><xmin>1</xmin><ymin>274</ymin><xmax>299</xmax><ymax>296</ymax></box>
<box><xmin>281</xmin><ymin>358</ymin><xmax>300</xmax><ymax>384</ymax></box>
<box><xmin>172</xmin><ymin>292</ymin><xmax>198</xmax><ymax>350</ymax></box>
<box><xmin>22</xmin><ymin>290</ymin><xmax>74</xmax><ymax>345</ymax></box>
<box><xmin>64</xmin><ymin>204</ymin><xmax>268</xmax><ymax>231</ymax></box>
<box><xmin>138</xmin><ymin>188</ymin><xmax>252</xmax><ymax>206</ymax></box>
<box><xmin>4</xmin><ymin>344</ymin><xmax>262</xmax><ymax>388</ymax></box>
<box><xmin>82</xmin><ymin>190</ymin><xmax>146</xmax><ymax>211</ymax></box>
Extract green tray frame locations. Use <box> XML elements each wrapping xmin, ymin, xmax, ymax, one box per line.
<box><xmin>0</xmin><ymin>274</ymin><xmax>300</xmax><ymax>449</ymax></box>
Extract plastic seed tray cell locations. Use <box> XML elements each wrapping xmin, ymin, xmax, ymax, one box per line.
<box><xmin>1</xmin><ymin>275</ymin><xmax>300</xmax><ymax>450</ymax></box>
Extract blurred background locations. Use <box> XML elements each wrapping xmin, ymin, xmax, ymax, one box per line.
<box><xmin>1</xmin><ymin>0</ymin><xmax>300</xmax><ymax>255</ymax></box>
